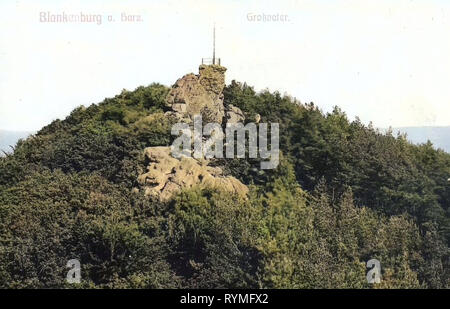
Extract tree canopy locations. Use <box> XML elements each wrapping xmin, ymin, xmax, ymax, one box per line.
<box><xmin>0</xmin><ymin>81</ymin><xmax>448</xmax><ymax>288</ymax></box>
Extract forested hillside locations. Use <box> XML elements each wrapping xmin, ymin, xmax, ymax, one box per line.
<box><xmin>0</xmin><ymin>81</ymin><xmax>448</xmax><ymax>288</ymax></box>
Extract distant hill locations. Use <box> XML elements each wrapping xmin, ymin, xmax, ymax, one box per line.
<box><xmin>392</xmin><ymin>127</ymin><xmax>450</xmax><ymax>153</ymax></box>
<box><xmin>0</xmin><ymin>130</ymin><xmax>33</xmax><ymax>155</ymax></box>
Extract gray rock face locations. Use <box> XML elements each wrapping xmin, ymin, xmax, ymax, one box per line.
<box><xmin>226</xmin><ymin>104</ymin><xmax>246</xmax><ymax>124</ymax></box>
<box><xmin>165</xmin><ymin>64</ymin><xmax>245</xmax><ymax>125</ymax></box>
<box><xmin>136</xmin><ymin>147</ymin><xmax>248</xmax><ymax>201</ymax></box>
<box><xmin>136</xmin><ymin>64</ymin><xmax>249</xmax><ymax>201</ymax></box>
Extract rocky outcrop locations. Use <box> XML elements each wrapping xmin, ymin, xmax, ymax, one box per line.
<box><xmin>225</xmin><ymin>104</ymin><xmax>246</xmax><ymax>124</ymax></box>
<box><xmin>137</xmin><ymin>147</ymin><xmax>248</xmax><ymax>201</ymax></box>
<box><xmin>166</xmin><ymin>65</ymin><xmax>227</xmax><ymax>124</ymax></box>
<box><xmin>165</xmin><ymin>64</ymin><xmax>245</xmax><ymax>125</ymax></box>
<box><xmin>137</xmin><ymin>64</ymin><xmax>249</xmax><ymax>201</ymax></box>
<box><xmin>198</xmin><ymin>64</ymin><xmax>227</xmax><ymax>98</ymax></box>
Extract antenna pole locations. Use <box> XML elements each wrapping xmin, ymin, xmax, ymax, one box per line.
<box><xmin>213</xmin><ymin>23</ymin><xmax>216</xmax><ymax>65</ymax></box>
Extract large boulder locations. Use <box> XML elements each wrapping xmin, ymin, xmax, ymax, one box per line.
<box><xmin>198</xmin><ymin>64</ymin><xmax>227</xmax><ymax>98</ymax></box>
<box><xmin>166</xmin><ymin>65</ymin><xmax>227</xmax><ymax>124</ymax></box>
<box><xmin>137</xmin><ymin>147</ymin><xmax>248</xmax><ymax>201</ymax></box>
<box><xmin>226</xmin><ymin>104</ymin><xmax>246</xmax><ymax>124</ymax></box>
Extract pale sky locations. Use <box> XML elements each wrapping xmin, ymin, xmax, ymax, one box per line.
<box><xmin>1</xmin><ymin>0</ymin><xmax>450</xmax><ymax>131</ymax></box>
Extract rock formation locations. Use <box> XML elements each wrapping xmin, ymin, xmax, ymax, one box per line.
<box><xmin>137</xmin><ymin>64</ymin><xmax>249</xmax><ymax>201</ymax></box>
<box><xmin>225</xmin><ymin>104</ymin><xmax>246</xmax><ymax>124</ymax></box>
<box><xmin>137</xmin><ymin>147</ymin><xmax>248</xmax><ymax>201</ymax></box>
<box><xmin>165</xmin><ymin>64</ymin><xmax>244</xmax><ymax>125</ymax></box>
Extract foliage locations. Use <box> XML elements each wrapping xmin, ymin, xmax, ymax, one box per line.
<box><xmin>0</xmin><ymin>81</ymin><xmax>448</xmax><ymax>288</ymax></box>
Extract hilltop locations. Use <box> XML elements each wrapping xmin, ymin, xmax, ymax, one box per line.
<box><xmin>0</xmin><ymin>67</ymin><xmax>449</xmax><ymax>288</ymax></box>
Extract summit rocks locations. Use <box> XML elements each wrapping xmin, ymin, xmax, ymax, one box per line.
<box><xmin>136</xmin><ymin>65</ymin><xmax>249</xmax><ymax>201</ymax></box>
